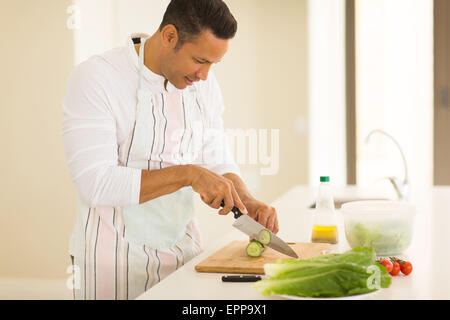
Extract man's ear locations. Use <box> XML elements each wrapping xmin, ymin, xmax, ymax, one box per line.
<box><xmin>160</xmin><ymin>24</ymin><xmax>179</xmax><ymax>49</ymax></box>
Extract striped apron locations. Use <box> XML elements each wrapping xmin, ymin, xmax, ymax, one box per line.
<box><xmin>71</xmin><ymin>36</ymin><xmax>206</xmax><ymax>300</ymax></box>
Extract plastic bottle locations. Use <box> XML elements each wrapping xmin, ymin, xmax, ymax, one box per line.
<box><xmin>311</xmin><ymin>176</ymin><xmax>339</xmax><ymax>244</ymax></box>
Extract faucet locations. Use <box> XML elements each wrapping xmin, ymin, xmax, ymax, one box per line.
<box><xmin>364</xmin><ymin>129</ymin><xmax>410</xmax><ymax>201</ymax></box>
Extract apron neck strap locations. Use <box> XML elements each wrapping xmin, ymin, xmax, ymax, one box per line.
<box><xmin>137</xmin><ymin>37</ymin><xmax>149</xmax><ymax>92</ymax></box>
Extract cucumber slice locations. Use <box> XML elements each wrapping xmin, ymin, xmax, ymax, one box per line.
<box><xmin>246</xmin><ymin>240</ymin><xmax>265</xmax><ymax>257</ymax></box>
<box><xmin>257</xmin><ymin>229</ymin><xmax>272</xmax><ymax>245</ymax></box>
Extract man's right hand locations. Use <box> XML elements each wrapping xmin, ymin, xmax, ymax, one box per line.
<box><xmin>188</xmin><ymin>165</ymin><xmax>248</xmax><ymax>216</ymax></box>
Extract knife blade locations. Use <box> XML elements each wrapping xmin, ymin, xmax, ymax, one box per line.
<box><xmin>220</xmin><ymin>201</ymin><xmax>299</xmax><ymax>258</ymax></box>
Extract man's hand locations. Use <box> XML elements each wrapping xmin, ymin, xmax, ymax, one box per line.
<box><xmin>221</xmin><ymin>173</ymin><xmax>280</xmax><ymax>235</ymax></box>
<box><xmin>189</xmin><ymin>165</ymin><xmax>248</xmax><ymax>215</ymax></box>
<box><xmin>244</xmin><ymin>199</ymin><xmax>279</xmax><ymax>234</ymax></box>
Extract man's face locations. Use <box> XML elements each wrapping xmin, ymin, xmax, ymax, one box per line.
<box><xmin>161</xmin><ymin>29</ymin><xmax>229</xmax><ymax>89</ymax></box>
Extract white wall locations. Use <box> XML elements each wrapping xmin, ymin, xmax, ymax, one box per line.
<box><xmin>113</xmin><ymin>0</ymin><xmax>170</xmax><ymax>46</ymax></box>
<box><xmin>73</xmin><ymin>0</ymin><xmax>170</xmax><ymax>64</ymax></box>
<box><xmin>355</xmin><ymin>0</ymin><xmax>433</xmax><ymax>197</ymax></box>
<box><xmin>72</xmin><ymin>0</ymin><xmax>115</xmax><ymax>64</ymax></box>
<box><xmin>199</xmin><ymin>0</ymin><xmax>309</xmax><ymax>246</ymax></box>
<box><xmin>307</xmin><ymin>0</ymin><xmax>346</xmax><ymax>188</ymax></box>
<box><xmin>307</xmin><ymin>0</ymin><xmax>433</xmax><ymax>197</ymax></box>
<box><xmin>215</xmin><ymin>0</ymin><xmax>309</xmax><ymax>203</ymax></box>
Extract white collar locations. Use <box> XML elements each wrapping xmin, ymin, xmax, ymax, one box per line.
<box><xmin>126</xmin><ymin>33</ymin><xmax>181</xmax><ymax>93</ymax></box>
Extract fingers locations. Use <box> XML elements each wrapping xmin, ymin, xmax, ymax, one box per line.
<box><xmin>267</xmin><ymin>208</ymin><xmax>279</xmax><ymax>234</ymax></box>
<box><xmin>274</xmin><ymin>212</ymin><xmax>279</xmax><ymax>234</ymax></box>
<box><xmin>218</xmin><ymin>192</ymin><xmax>233</xmax><ymax>215</ymax></box>
<box><xmin>200</xmin><ymin>194</ymin><xmax>215</xmax><ymax>208</ymax></box>
<box><xmin>216</xmin><ymin>179</ymin><xmax>246</xmax><ymax>216</ymax></box>
<box><xmin>230</xmin><ymin>185</ymin><xmax>248</xmax><ymax>214</ymax></box>
<box><xmin>255</xmin><ymin>206</ymin><xmax>279</xmax><ymax>234</ymax></box>
<box><xmin>257</xmin><ymin>208</ymin><xmax>269</xmax><ymax>232</ymax></box>
<box><xmin>193</xmin><ymin>167</ymin><xmax>250</xmax><ymax>217</ymax></box>
<box><xmin>194</xmin><ymin>170</ymin><xmax>248</xmax><ymax>217</ymax></box>
<box><xmin>210</xmin><ymin>196</ymin><xmax>223</xmax><ymax>210</ymax></box>
<box><xmin>266</xmin><ymin>211</ymin><xmax>275</xmax><ymax>233</ymax></box>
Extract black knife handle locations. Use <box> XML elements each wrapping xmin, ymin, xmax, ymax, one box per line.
<box><xmin>220</xmin><ymin>200</ymin><xmax>243</xmax><ymax>219</ymax></box>
<box><xmin>222</xmin><ymin>275</ymin><xmax>262</xmax><ymax>282</ymax></box>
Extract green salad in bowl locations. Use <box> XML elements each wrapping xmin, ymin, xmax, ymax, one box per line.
<box><xmin>341</xmin><ymin>200</ymin><xmax>416</xmax><ymax>256</ymax></box>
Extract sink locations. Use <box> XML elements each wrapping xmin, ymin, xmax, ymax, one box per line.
<box><xmin>309</xmin><ymin>198</ymin><xmax>392</xmax><ymax>209</ymax></box>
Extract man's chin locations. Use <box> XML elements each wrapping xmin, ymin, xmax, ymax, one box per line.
<box><xmin>174</xmin><ymin>83</ymin><xmax>188</xmax><ymax>90</ymax></box>
<box><xmin>166</xmin><ymin>78</ymin><xmax>187</xmax><ymax>90</ymax></box>
<box><xmin>163</xmin><ymin>79</ymin><xmax>185</xmax><ymax>90</ymax></box>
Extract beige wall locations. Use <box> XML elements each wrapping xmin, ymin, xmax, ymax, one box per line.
<box><xmin>0</xmin><ymin>0</ymin><xmax>76</xmax><ymax>279</ymax></box>
<box><xmin>195</xmin><ymin>0</ymin><xmax>309</xmax><ymax>253</ymax></box>
<box><xmin>0</xmin><ymin>0</ymin><xmax>308</xmax><ymax>284</ymax></box>
<box><xmin>215</xmin><ymin>0</ymin><xmax>309</xmax><ymax>203</ymax></box>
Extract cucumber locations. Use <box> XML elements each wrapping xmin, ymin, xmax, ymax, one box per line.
<box><xmin>257</xmin><ymin>229</ymin><xmax>272</xmax><ymax>245</ymax></box>
<box><xmin>246</xmin><ymin>240</ymin><xmax>265</xmax><ymax>257</ymax></box>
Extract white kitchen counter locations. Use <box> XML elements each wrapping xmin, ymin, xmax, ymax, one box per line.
<box><xmin>137</xmin><ymin>185</ymin><xmax>450</xmax><ymax>300</ymax></box>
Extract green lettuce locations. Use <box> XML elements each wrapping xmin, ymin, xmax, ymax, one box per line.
<box><xmin>346</xmin><ymin>222</ymin><xmax>412</xmax><ymax>255</ymax></box>
<box><xmin>253</xmin><ymin>247</ymin><xmax>391</xmax><ymax>297</ymax></box>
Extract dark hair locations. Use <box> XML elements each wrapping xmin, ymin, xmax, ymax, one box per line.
<box><xmin>159</xmin><ymin>0</ymin><xmax>237</xmax><ymax>50</ymax></box>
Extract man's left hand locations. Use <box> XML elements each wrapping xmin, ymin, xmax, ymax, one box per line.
<box><xmin>244</xmin><ymin>199</ymin><xmax>279</xmax><ymax>234</ymax></box>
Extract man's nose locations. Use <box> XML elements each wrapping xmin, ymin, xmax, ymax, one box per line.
<box><xmin>196</xmin><ymin>64</ymin><xmax>212</xmax><ymax>81</ymax></box>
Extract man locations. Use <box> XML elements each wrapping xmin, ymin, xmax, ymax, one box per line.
<box><xmin>63</xmin><ymin>0</ymin><xmax>278</xmax><ymax>300</ymax></box>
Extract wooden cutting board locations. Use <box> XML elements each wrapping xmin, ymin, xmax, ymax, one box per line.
<box><xmin>195</xmin><ymin>241</ymin><xmax>332</xmax><ymax>275</ymax></box>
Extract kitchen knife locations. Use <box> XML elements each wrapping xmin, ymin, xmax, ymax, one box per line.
<box><xmin>220</xmin><ymin>201</ymin><xmax>299</xmax><ymax>258</ymax></box>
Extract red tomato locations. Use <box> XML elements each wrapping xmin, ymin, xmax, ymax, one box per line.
<box><xmin>381</xmin><ymin>259</ymin><xmax>393</xmax><ymax>273</ymax></box>
<box><xmin>390</xmin><ymin>262</ymin><xmax>401</xmax><ymax>276</ymax></box>
<box><xmin>400</xmin><ymin>261</ymin><xmax>413</xmax><ymax>275</ymax></box>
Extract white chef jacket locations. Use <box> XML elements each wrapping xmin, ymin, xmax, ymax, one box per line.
<box><xmin>62</xmin><ymin>33</ymin><xmax>241</xmax><ymax>209</ymax></box>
